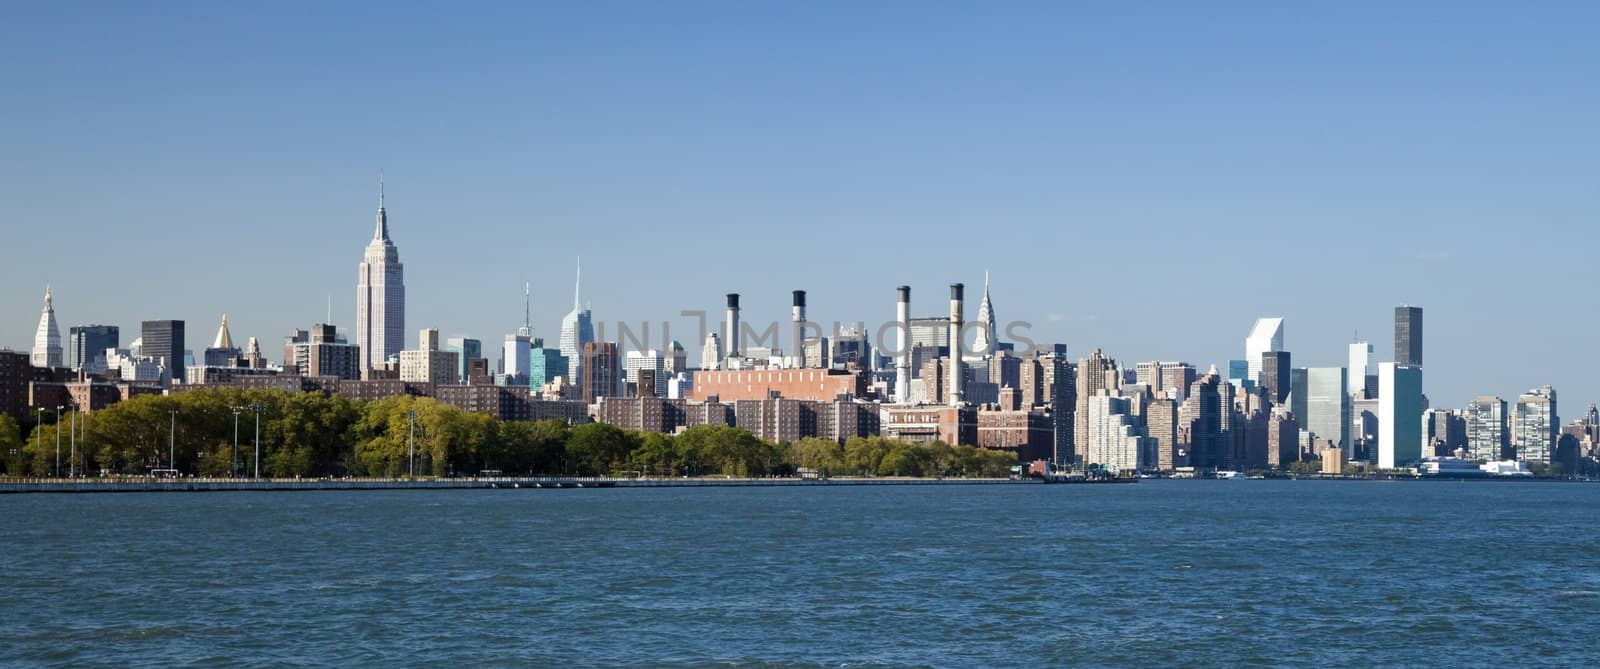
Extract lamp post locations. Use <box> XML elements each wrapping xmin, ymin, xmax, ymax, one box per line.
<box><xmin>68</xmin><ymin>400</ymin><xmax>77</xmax><ymax>478</ymax></box>
<box><xmin>250</xmin><ymin>403</ymin><xmax>264</xmax><ymax>479</ymax></box>
<box><xmin>231</xmin><ymin>406</ymin><xmax>242</xmax><ymax>478</ymax></box>
<box><xmin>34</xmin><ymin>408</ymin><xmax>44</xmax><ymax>474</ymax></box>
<box><xmin>169</xmin><ymin>410</ymin><xmax>177</xmax><ymax>475</ymax></box>
<box><xmin>408</xmin><ymin>410</ymin><xmax>417</xmax><ymax>478</ymax></box>
<box><xmin>55</xmin><ymin>405</ymin><xmax>63</xmax><ymax>478</ymax></box>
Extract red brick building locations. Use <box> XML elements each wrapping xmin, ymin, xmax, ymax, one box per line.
<box><xmin>689</xmin><ymin>368</ymin><xmax>865</xmax><ymax>403</ymax></box>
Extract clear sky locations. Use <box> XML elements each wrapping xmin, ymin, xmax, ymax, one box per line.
<box><xmin>2</xmin><ymin>2</ymin><xmax>1596</xmax><ymax>410</ymax></box>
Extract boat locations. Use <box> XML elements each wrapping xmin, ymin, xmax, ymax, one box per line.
<box><xmin>1215</xmin><ymin>470</ymin><xmax>1246</xmax><ymax>480</ymax></box>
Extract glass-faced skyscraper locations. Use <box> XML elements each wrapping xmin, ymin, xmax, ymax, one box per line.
<box><xmin>69</xmin><ymin>324</ymin><xmax>119</xmax><ymax>374</ymax></box>
<box><xmin>1244</xmin><ymin>317</ymin><xmax>1284</xmax><ymax>384</ymax></box>
<box><xmin>559</xmin><ymin>258</ymin><xmax>595</xmax><ymax>389</ymax></box>
<box><xmin>1377</xmin><ymin>362</ymin><xmax>1423</xmax><ymax>469</ymax></box>
<box><xmin>1395</xmin><ymin>306</ymin><xmax>1422</xmax><ymax>366</ymax></box>
<box><xmin>1303</xmin><ymin>367</ymin><xmax>1350</xmax><ymax>448</ymax></box>
<box><xmin>357</xmin><ymin>179</ymin><xmax>405</xmax><ymax>372</ymax></box>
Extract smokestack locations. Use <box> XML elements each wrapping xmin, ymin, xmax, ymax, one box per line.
<box><xmin>792</xmin><ymin>290</ymin><xmax>807</xmax><ymax>369</ymax></box>
<box><xmin>949</xmin><ymin>283</ymin><xmax>964</xmax><ymax>406</ymax></box>
<box><xmin>895</xmin><ymin>286</ymin><xmax>911</xmax><ymax>403</ymax></box>
<box><xmin>725</xmin><ymin>293</ymin><xmax>741</xmax><ymax>359</ymax></box>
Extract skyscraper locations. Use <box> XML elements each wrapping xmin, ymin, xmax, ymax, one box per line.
<box><xmin>665</xmin><ymin>340</ymin><xmax>688</xmax><ymax>375</ymax></box>
<box><xmin>1395</xmin><ymin>306</ymin><xmax>1422</xmax><ymax>367</ymax></box>
<box><xmin>1465</xmin><ymin>396</ymin><xmax>1509</xmax><ymax>462</ymax></box>
<box><xmin>580</xmin><ymin>341</ymin><xmax>619</xmax><ymax>404</ymax></box>
<box><xmin>1259</xmin><ymin>351</ymin><xmax>1291</xmax><ymax>405</ymax></box>
<box><xmin>1073</xmin><ymin>349</ymin><xmax>1116</xmax><ymax>464</ymax></box>
<box><xmin>69</xmin><ymin>324</ymin><xmax>119</xmax><ymax>374</ymax></box>
<box><xmin>502</xmin><ymin>288</ymin><xmax>535</xmax><ymax>385</ymax></box>
<box><xmin>31</xmin><ymin>286</ymin><xmax>63</xmax><ymax>368</ymax></box>
<box><xmin>141</xmin><ymin>319</ymin><xmax>185</xmax><ymax>384</ymax></box>
<box><xmin>446</xmin><ymin>337</ymin><xmax>482</xmax><ymax>383</ymax></box>
<box><xmin>203</xmin><ymin>313</ymin><xmax>242</xmax><ymax>367</ymax></box>
<box><xmin>624</xmin><ymin>350</ymin><xmax>666</xmax><ymax>397</ymax></box>
<box><xmin>1513</xmin><ymin>386</ymin><xmax>1557</xmax><ymax>465</ymax></box>
<box><xmin>1303</xmin><ymin>367</ymin><xmax>1350</xmax><ymax>449</ymax></box>
<box><xmin>701</xmin><ymin>332</ymin><xmax>722</xmax><ymax>371</ymax></box>
<box><xmin>1182</xmin><ymin>373</ymin><xmax>1225</xmax><ymax>470</ymax></box>
<box><xmin>1347</xmin><ymin>341</ymin><xmax>1372</xmax><ymax>395</ymax></box>
<box><xmin>356</xmin><ymin>178</ymin><xmax>406</xmax><ymax>372</ymax></box>
<box><xmin>971</xmin><ymin>271</ymin><xmax>998</xmax><ymax>358</ymax></box>
<box><xmin>1377</xmin><ymin>363</ymin><xmax>1423</xmax><ymax>469</ymax></box>
<box><xmin>1244</xmin><ymin>318</ymin><xmax>1284</xmax><ymax>384</ymax></box>
<box><xmin>559</xmin><ymin>259</ymin><xmax>595</xmax><ymax>388</ymax></box>
<box><xmin>1083</xmin><ymin>394</ymin><xmax>1143</xmax><ymax>472</ymax></box>
<box><xmin>288</xmin><ymin>323</ymin><xmax>361</xmax><ymax>380</ymax></box>
<box><xmin>529</xmin><ymin>347</ymin><xmax>568</xmax><ymax>388</ymax></box>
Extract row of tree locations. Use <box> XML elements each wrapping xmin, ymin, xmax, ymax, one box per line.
<box><xmin>0</xmin><ymin>388</ymin><xmax>1020</xmax><ymax>479</ymax></box>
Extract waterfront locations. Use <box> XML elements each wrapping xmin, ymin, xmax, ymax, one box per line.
<box><xmin>3</xmin><ymin>481</ymin><xmax>1598</xmax><ymax>667</ymax></box>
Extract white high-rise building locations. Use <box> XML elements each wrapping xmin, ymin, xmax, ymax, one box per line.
<box><xmin>624</xmin><ymin>349</ymin><xmax>666</xmax><ymax>396</ymax></box>
<box><xmin>1348</xmin><ymin>341</ymin><xmax>1372</xmax><ymax>395</ymax></box>
<box><xmin>501</xmin><ymin>283</ymin><xmax>534</xmax><ymax>384</ymax></box>
<box><xmin>356</xmin><ymin>178</ymin><xmax>405</xmax><ymax>372</ymax></box>
<box><xmin>1378</xmin><ymin>363</ymin><xmax>1424</xmax><ymax>469</ymax></box>
<box><xmin>558</xmin><ymin>258</ymin><xmax>595</xmax><ymax>388</ymax></box>
<box><xmin>32</xmin><ymin>286</ymin><xmax>63</xmax><ymax>368</ymax></box>
<box><xmin>1513</xmin><ymin>386</ymin><xmax>1557</xmax><ymax>465</ymax></box>
<box><xmin>701</xmin><ymin>332</ymin><xmax>723</xmax><ymax>371</ymax></box>
<box><xmin>1245</xmin><ymin>317</ymin><xmax>1284</xmax><ymax>384</ymax></box>
<box><xmin>1083</xmin><ymin>394</ymin><xmax>1146</xmax><ymax>472</ymax></box>
<box><xmin>1465</xmin><ymin>396</ymin><xmax>1508</xmax><ymax>462</ymax></box>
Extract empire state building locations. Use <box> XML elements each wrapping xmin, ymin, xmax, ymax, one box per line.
<box><xmin>356</xmin><ymin>179</ymin><xmax>405</xmax><ymax>372</ymax></box>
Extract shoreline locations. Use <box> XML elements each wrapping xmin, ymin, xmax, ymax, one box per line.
<box><xmin>0</xmin><ymin>476</ymin><xmax>1109</xmax><ymax>494</ymax></box>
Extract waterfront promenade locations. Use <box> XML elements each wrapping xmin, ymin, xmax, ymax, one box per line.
<box><xmin>0</xmin><ymin>475</ymin><xmax>1105</xmax><ymax>494</ymax></box>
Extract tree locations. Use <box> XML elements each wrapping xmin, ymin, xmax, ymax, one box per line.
<box><xmin>628</xmin><ymin>432</ymin><xmax>677</xmax><ymax>476</ymax></box>
<box><xmin>0</xmin><ymin>414</ymin><xmax>24</xmax><ymax>476</ymax></box>
<box><xmin>566</xmin><ymin>423</ymin><xmax>637</xmax><ymax>476</ymax></box>
<box><xmin>878</xmin><ymin>443</ymin><xmax>930</xmax><ymax>477</ymax></box>
<box><xmin>1288</xmin><ymin>461</ymin><xmax>1322</xmax><ymax>476</ymax></box>
<box><xmin>844</xmin><ymin>436</ymin><xmax>891</xmax><ymax>476</ymax></box>
<box><xmin>792</xmin><ymin>437</ymin><xmax>844</xmax><ymax>476</ymax></box>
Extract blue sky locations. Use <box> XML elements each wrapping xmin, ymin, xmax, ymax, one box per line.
<box><xmin>2</xmin><ymin>2</ymin><xmax>1596</xmax><ymax>409</ymax></box>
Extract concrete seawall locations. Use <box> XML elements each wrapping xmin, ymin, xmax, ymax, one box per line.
<box><xmin>0</xmin><ymin>476</ymin><xmax>1137</xmax><ymax>494</ymax></box>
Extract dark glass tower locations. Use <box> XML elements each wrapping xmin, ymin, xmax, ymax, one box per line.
<box><xmin>141</xmin><ymin>319</ymin><xmax>186</xmax><ymax>384</ymax></box>
<box><xmin>1395</xmin><ymin>306</ymin><xmax>1423</xmax><ymax>366</ymax></box>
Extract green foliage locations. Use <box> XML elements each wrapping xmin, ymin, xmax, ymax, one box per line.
<box><xmin>0</xmin><ymin>414</ymin><xmax>23</xmax><ymax>475</ymax></box>
<box><xmin>2</xmin><ymin>387</ymin><xmax>1025</xmax><ymax>479</ymax></box>
<box><xmin>567</xmin><ymin>423</ymin><xmax>638</xmax><ymax>476</ymax></box>
<box><xmin>1287</xmin><ymin>461</ymin><xmax>1323</xmax><ymax>476</ymax></box>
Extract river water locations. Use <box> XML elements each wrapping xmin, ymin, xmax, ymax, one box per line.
<box><xmin>3</xmin><ymin>480</ymin><xmax>1597</xmax><ymax>667</ymax></box>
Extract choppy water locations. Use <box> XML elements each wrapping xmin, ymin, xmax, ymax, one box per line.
<box><xmin>3</xmin><ymin>481</ymin><xmax>1598</xmax><ymax>667</ymax></box>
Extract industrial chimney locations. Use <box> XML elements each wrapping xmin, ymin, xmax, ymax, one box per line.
<box><xmin>948</xmin><ymin>283</ymin><xmax>964</xmax><ymax>406</ymax></box>
<box><xmin>725</xmin><ymin>293</ymin><xmax>741</xmax><ymax>360</ymax></box>
<box><xmin>895</xmin><ymin>285</ymin><xmax>911</xmax><ymax>404</ymax></box>
<box><xmin>792</xmin><ymin>290</ymin><xmax>807</xmax><ymax>369</ymax></box>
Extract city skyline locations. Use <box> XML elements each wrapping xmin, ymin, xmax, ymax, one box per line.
<box><xmin>4</xmin><ymin>3</ymin><xmax>1598</xmax><ymax>407</ymax></box>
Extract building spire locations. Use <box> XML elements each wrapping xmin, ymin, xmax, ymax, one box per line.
<box><xmin>517</xmin><ymin>281</ymin><xmax>533</xmax><ymax>338</ymax></box>
<box><xmin>213</xmin><ymin>313</ymin><xmax>234</xmax><ymax>350</ymax></box>
<box><xmin>573</xmin><ymin>256</ymin><xmax>582</xmax><ymax>310</ymax></box>
<box><xmin>374</xmin><ymin>171</ymin><xmax>389</xmax><ymax>241</ymax></box>
<box><xmin>43</xmin><ymin>284</ymin><xmax>52</xmax><ymax>310</ymax></box>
